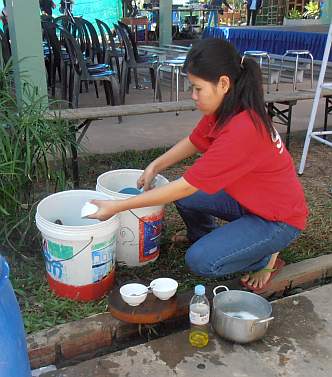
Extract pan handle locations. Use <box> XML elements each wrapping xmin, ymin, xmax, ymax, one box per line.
<box><xmin>254</xmin><ymin>317</ymin><xmax>274</xmax><ymax>325</ymax></box>
<box><xmin>213</xmin><ymin>285</ymin><xmax>229</xmax><ymax>296</ymax></box>
<box><xmin>250</xmin><ymin>317</ymin><xmax>274</xmax><ymax>333</ymax></box>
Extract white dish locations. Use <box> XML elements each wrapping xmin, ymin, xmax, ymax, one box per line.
<box><xmin>150</xmin><ymin>278</ymin><xmax>178</xmax><ymax>300</ymax></box>
<box><xmin>81</xmin><ymin>202</ymin><xmax>99</xmax><ymax>218</ymax></box>
<box><xmin>119</xmin><ymin>283</ymin><xmax>148</xmax><ymax>306</ymax></box>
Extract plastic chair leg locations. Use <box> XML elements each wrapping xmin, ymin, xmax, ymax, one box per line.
<box><xmin>72</xmin><ymin>75</ymin><xmax>80</xmax><ymax>109</ymax></box>
<box><xmin>51</xmin><ymin>64</ymin><xmax>57</xmax><ymax>97</ymax></box>
<box><xmin>120</xmin><ymin>62</ymin><xmax>128</xmax><ymax>104</ymax></box>
<box><xmin>115</xmin><ymin>57</ymin><xmax>121</xmax><ymax>82</ymax></box>
<box><xmin>108</xmin><ymin>76</ymin><xmax>122</xmax><ymax>123</ymax></box>
<box><xmin>149</xmin><ymin>67</ymin><xmax>156</xmax><ymax>90</ymax></box>
<box><xmin>126</xmin><ymin>68</ymin><xmax>131</xmax><ymax>94</ymax></box>
<box><xmin>154</xmin><ymin>65</ymin><xmax>160</xmax><ymax>102</ymax></box>
<box><xmin>103</xmin><ymin>81</ymin><xmax>111</xmax><ymax>105</ymax></box>
<box><xmin>61</xmin><ymin>62</ymin><xmax>67</xmax><ymax>100</ymax></box>
<box><xmin>68</xmin><ymin>67</ymin><xmax>75</xmax><ymax>106</ymax></box>
<box><xmin>134</xmin><ymin>68</ymin><xmax>139</xmax><ymax>89</ymax></box>
<box><xmin>94</xmin><ymin>81</ymin><xmax>99</xmax><ymax>98</ymax></box>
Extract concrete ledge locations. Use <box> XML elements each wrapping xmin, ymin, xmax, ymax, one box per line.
<box><xmin>27</xmin><ymin>254</ymin><xmax>332</xmax><ymax>369</ymax></box>
<box><xmin>28</xmin><ymin>314</ymin><xmax>118</xmax><ymax>369</ymax></box>
<box><xmin>263</xmin><ymin>253</ymin><xmax>332</xmax><ymax>295</ymax></box>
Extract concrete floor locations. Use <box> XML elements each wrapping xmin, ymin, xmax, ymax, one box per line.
<box><xmin>72</xmin><ymin>76</ymin><xmax>328</xmax><ymax>154</ymax></box>
<box><xmin>44</xmin><ymin>283</ymin><xmax>332</xmax><ymax>377</ymax></box>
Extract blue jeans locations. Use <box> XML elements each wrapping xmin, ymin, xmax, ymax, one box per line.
<box><xmin>175</xmin><ymin>190</ymin><xmax>300</xmax><ymax>278</ymax></box>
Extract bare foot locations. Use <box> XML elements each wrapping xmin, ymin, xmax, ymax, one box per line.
<box><xmin>241</xmin><ymin>253</ymin><xmax>279</xmax><ymax>289</ymax></box>
<box><xmin>171</xmin><ymin>231</ymin><xmax>189</xmax><ymax>244</ymax></box>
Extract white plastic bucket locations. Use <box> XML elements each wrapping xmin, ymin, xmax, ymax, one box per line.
<box><xmin>96</xmin><ymin>169</ymin><xmax>169</xmax><ymax>267</ymax></box>
<box><xmin>35</xmin><ymin>190</ymin><xmax>120</xmax><ymax>301</ymax></box>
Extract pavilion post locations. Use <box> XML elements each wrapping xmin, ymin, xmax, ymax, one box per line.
<box><xmin>159</xmin><ymin>0</ymin><xmax>172</xmax><ymax>46</ymax></box>
<box><xmin>6</xmin><ymin>0</ymin><xmax>48</xmax><ymax>107</ymax></box>
<box><xmin>321</xmin><ymin>0</ymin><xmax>332</xmax><ymax>24</ymax></box>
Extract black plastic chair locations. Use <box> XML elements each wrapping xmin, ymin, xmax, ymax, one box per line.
<box><xmin>114</xmin><ymin>23</ymin><xmax>159</xmax><ymax>103</ymax></box>
<box><xmin>74</xmin><ymin>17</ymin><xmax>103</xmax><ymax>64</ymax></box>
<box><xmin>42</xmin><ymin>19</ymin><xmax>85</xmax><ymax>100</ymax></box>
<box><xmin>118</xmin><ymin>21</ymin><xmax>146</xmax><ymax>62</ymax></box>
<box><xmin>57</xmin><ymin>25</ymin><xmax>121</xmax><ymax>121</ymax></box>
<box><xmin>68</xmin><ymin>18</ymin><xmax>109</xmax><ymax>74</ymax></box>
<box><xmin>57</xmin><ymin>17</ymin><xmax>112</xmax><ymax>99</ymax></box>
<box><xmin>42</xmin><ymin>21</ymin><xmax>64</xmax><ymax>96</ymax></box>
<box><xmin>96</xmin><ymin>18</ymin><xmax>123</xmax><ymax>81</ymax></box>
<box><xmin>55</xmin><ymin>15</ymin><xmax>90</xmax><ymax>61</ymax></box>
<box><xmin>54</xmin><ymin>15</ymin><xmax>76</xmax><ymax>36</ymax></box>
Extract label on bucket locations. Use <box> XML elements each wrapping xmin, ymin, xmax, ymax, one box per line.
<box><xmin>42</xmin><ymin>234</ymin><xmax>117</xmax><ymax>286</ymax></box>
<box><xmin>139</xmin><ymin>212</ymin><xmax>163</xmax><ymax>262</ymax></box>
<box><xmin>47</xmin><ymin>239</ymin><xmax>73</xmax><ymax>259</ymax></box>
<box><xmin>91</xmin><ymin>235</ymin><xmax>116</xmax><ymax>283</ymax></box>
<box><xmin>43</xmin><ymin>239</ymin><xmax>66</xmax><ymax>282</ymax></box>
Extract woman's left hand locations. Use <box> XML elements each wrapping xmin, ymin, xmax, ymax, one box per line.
<box><xmin>137</xmin><ymin>164</ymin><xmax>157</xmax><ymax>191</ymax></box>
<box><xmin>87</xmin><ymin>200</ymin><xmax>120</xmax><ymax>221</ymax></box>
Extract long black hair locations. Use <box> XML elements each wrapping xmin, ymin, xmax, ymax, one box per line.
<box><xmin>184</xmin><ymin>38</ymin><xmax>274</xmax><ymax>136</ymax></box>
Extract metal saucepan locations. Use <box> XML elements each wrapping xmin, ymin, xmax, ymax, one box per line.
<box><xmin>211</xmin><ymin>285</ymin><xmax>274</xmax><ymax>344</ymax></box>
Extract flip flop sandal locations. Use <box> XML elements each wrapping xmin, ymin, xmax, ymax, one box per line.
<box><xmin>240</xmin><ymin>257</ymin><xmax>286</xmax><ymax>294</ymax></box>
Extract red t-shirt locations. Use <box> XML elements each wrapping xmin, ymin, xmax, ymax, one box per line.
<box><xmin>183</xmin><ymin>111</ymin><xmax>308</xmax><ymax>230</ymax></box>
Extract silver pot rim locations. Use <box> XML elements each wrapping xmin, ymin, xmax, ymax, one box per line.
<box><xmin>212</xmin><ymin>285</ymin><xmax>273</xmax><ymax>320</ymax></box>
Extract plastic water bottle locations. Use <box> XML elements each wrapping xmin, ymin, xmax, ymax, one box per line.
<box><xmin>189</xmin><ymin>284</ymin><xmax>210</xmax><ymax>348</ymax></box>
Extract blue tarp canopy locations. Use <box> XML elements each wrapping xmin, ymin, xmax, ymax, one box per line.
<box><xmin>54</xmin><ymin>0</ymin><xmax>122</xmax><ymax>27</ymax></box>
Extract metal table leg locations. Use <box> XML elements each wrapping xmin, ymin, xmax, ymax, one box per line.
<box><xmin>266</xmin><ymin>100</ymin><xmax>297</xmax><ymax>150</ymax></box>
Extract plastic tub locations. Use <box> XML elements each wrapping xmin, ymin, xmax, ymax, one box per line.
<box><xmin>96</xmin><ymin>169</ymin><xmax>169</xmax><ymax>267</ymax></box>
<box><xmin>0</xmin><ymin>256</ymin><xmax>32</xmax><ymax>376</ymax></box>
<box><xmin>35</xmin><ymin>190</ymin><xmax>119</xmax><ymax>301</ymax></box>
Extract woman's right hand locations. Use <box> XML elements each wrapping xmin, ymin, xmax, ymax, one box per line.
<box><xmin>87</xmin><ymin>200</ymin><xmax>120</xmax><ymax>221</ymax></box>
<box><xmin>137</xmin><ymin>164</ymin><xmax>157</xmax><ymax>191</ymax></box>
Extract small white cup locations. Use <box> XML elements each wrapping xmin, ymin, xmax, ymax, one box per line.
<box><xmin>150</xmin><ymin>278</ymin><xmax>178</xmax><ymax>300</ymax></box>
<box><xmin>119</xmin><ymin>283</ymin><xmax>148</xmax><ymax>306</ymax></box>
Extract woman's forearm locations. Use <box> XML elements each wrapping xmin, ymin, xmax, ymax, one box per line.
<box><xmin>108</xmin><ymin>178</ymin><xmax>197</xmax><ymax>215</ymax></box>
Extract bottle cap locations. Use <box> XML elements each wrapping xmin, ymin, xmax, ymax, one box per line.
<box><xmin>194</xmin><ymin>284</ymin><xmax>205</xmax><ymax>295</ymax></box>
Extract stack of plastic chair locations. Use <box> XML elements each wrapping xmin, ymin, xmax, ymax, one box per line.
<box><xmin>114</xmin><ymin>22</ymin><xmax>159</xmax><ymax>104</ymax></box>
<box><xmin>57</xmin><ymin>25</ymin><xmax>121</xmax><ymax>121</ymax></box>
<box><xmin>96</xmin><ymin>18</ymin><xmax>123</xmax><ymax>82</ymax></box>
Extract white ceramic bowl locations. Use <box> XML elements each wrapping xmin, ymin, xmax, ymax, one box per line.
<box><xmin>150</xmin><ymin>278</ymin><xmax>178</xmax><ymax>300</ymax></box>
<box><xmin>119</xmin><ymin>283</ymin><xmax>148</xmax><ymax>306</ymax></box>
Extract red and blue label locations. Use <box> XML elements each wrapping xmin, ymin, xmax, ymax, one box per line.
<box><xmin>139</xmin><ymin>211</ymin><xmax>164</xmax><ymax>263</ymax></box>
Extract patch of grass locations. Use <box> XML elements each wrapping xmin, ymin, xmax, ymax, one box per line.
<box><xmin>9</xmin><ymin>258</ymin><xmax>107</xmax><ymax>334</ymax></box>
<box><xmin>6</xmin><ymin>136</ymin><xmax>332</xmax><ymax>334</ymax></box>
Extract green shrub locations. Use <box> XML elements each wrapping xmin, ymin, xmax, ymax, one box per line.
<box><xmin>0</xmin><ymin>61</ymin><xmax>75</xmax><ymax>254</ymax></box>
<box><xmin>303</xmin><ymin>1</ymin><xmax>320</xmax><ymax>19</ymax></box>
<box><xmin>287</xmin><ymin>7</ymin><xmax>303</xmax><ymax>19</ymax></box>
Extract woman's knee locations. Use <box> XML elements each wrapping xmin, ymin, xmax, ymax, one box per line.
<box><xmin>174</xmin><ymin>193</ymin><xmax>197</xmax><ymax>212</ymax></box>
<box><xmin>185</xmin><ymin>242</ymin><xmax>215</xmax><ymax>277</ymax></box>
